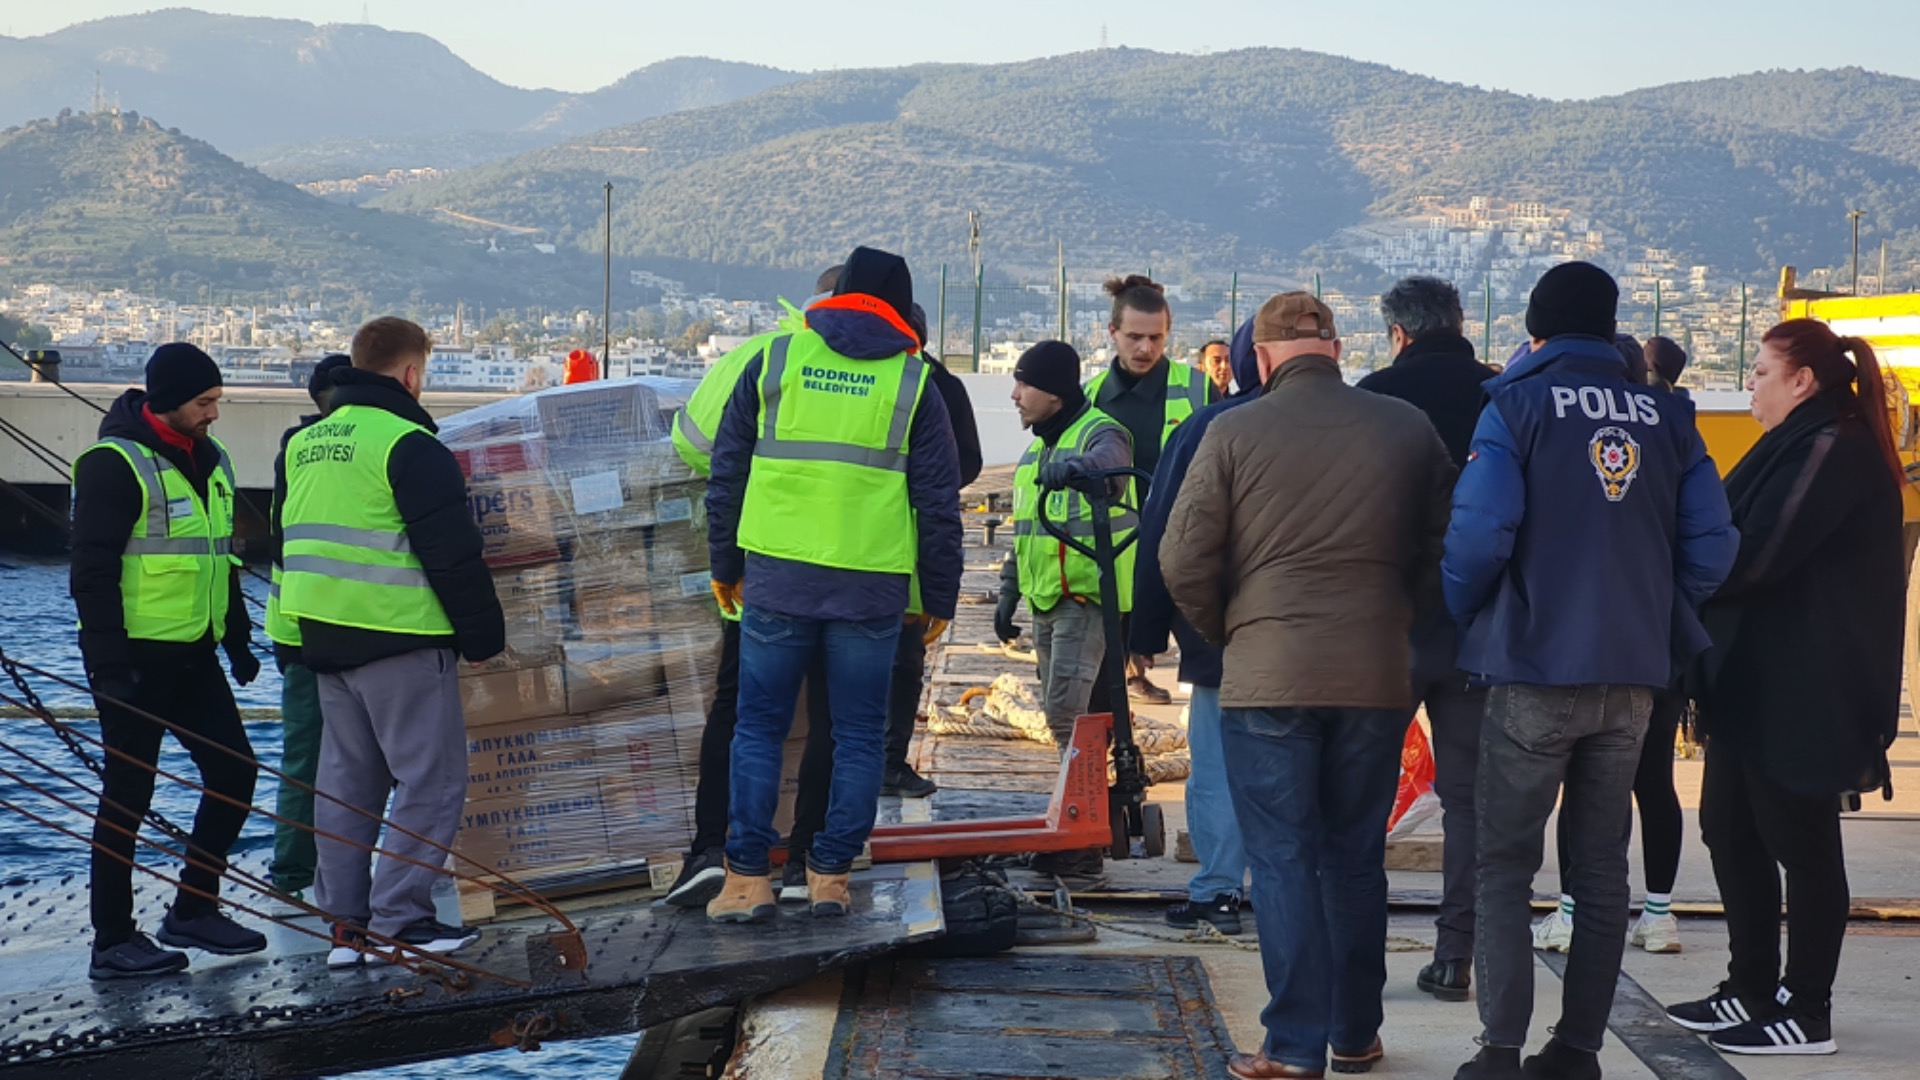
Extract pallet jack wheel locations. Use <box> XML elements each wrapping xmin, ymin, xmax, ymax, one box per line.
<box><xmin>1141</xmin><ymin>803</ymin><xmax>1166</xmax><ymax>858</ymax></box>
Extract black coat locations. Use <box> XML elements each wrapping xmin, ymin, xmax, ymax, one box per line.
<box><xmin>1695</xmin><ymin>390</ymin><xmax>1904</xmax><ymax>798</ymax></box>
<box><xmin>292</xmin><ymin>368</ymin><xmax>504</xmax><ymax>672</ymax></box>
<box><xmin>928</xmin><ymin>359</ymin><xmax>984</xmax><ymax>489</ymax></box>
<box><xmin>1356</xmin><ymin>333</ymin><xmax>1495</xmax><ymax>470</ymax></box>
<box><xmin>69</xmin><ymin>390</ymin><xmax>249</xmax><ymax>678</ymax></box>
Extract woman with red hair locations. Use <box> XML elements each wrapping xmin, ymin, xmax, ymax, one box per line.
<box><xmin>1667</xmin><ymin>319</ymin><xmax>1906</xmax><ymax>1058</ymax></box>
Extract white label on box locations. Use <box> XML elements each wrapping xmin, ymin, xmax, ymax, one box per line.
<box><xmin>678</xmin><ymin>571</ymin><xmax>709</xmax><ymax>598</ymax></box>
<box><xmin>655</xmin><ymin>497</ymin><xmax>692</xmax><ymax>523</ymax></box>
<box><xmin>569</xmin><ymin>471</ymin><xmax>624</xmax><ymax>514</ymax></box>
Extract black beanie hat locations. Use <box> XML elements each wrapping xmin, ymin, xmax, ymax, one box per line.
<box><xmin>309</xmin><ymin>353</ymin><xmax>350</xmax><ymax>404</ymax></box>
<box><xmin>1525</xmin><ymin>262</ymin><xmax>1619</xmax><ymax>341</ymax></box>
<box><xmin>834</xmin><ymin>245</ymin><xmax>914</xmax><ymax>324</ymax></box>
<box><xmin>145</xmin><ymin>342</ymin><xmax>222</xmax><ymax>413</ymax></box>
<box><xmin>1014</xmin><ymin>341</ymin><xmax>1084</xmax><ymax>402</ymax></box>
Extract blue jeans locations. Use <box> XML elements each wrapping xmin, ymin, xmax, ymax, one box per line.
<box><xmin>1184</xmin><ymin>686</ymin><xmax>1249</xmax><ymax>902</ymax></box>
<box><xmin>725</xmin><ymin>607</ymin><xmax>902</xmax><ymax>875</ymax></box>
<box><xmin>1222</xmin><ymin>706</ymin><xmax>1405</xmax><ymax>1070</ymax></box>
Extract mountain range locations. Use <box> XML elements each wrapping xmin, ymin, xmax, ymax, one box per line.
<box><xmin>4</xmin><ymin>10</ymin><xmax>1920</xmax><ymax>308</ymax></box>
<box><xmin>0</xmin><ymin>9</ymin><xmax>799</xmax><ymax>175</ymax></box>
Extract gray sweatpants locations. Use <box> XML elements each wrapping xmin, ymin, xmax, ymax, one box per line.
<box><xmin>1032</xmin><ymin>598</ymin><xmax>1106</xmax><ymax>749</ymax></box>
<box><xmin>313</xmin><ymin>647</ymin><xmax>466</xmax><ymax>937</ymax></box>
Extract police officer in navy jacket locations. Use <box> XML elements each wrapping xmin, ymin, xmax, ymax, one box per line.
<box><xmin>1442</xmin><ymin>262</ymin><xmax>1737</xmax><ymax>1080</ymax></box>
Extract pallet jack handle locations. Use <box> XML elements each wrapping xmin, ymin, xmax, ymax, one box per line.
<box><xmin>1036</xmin><ymin>464</ymin><xmax>1156</xmax><ymax>858</ymax></box>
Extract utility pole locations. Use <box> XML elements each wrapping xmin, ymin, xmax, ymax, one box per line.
<box><xmin>1738</xmin><ymin>283</ymin><xmax>1749</xmax><ymax>386</ymax></box>
<box><xmin>1056</xmin><ymin>240</ymin><xmax>1067</xmax><ymax>342</ymax></box>
<box><xmin>602</xmin><ymin>182</ymin><xmax>613</xmax><ymax>374</ymax></box>
<box><xmin>968</xmin><ymin>211</ymin><xmax>983</xmax><ymax>371</ymax></box>
<box><xmin>1880</xmin><ymin>239</ymin><xmax>1889</xmax><ymax>296</ymax></box>
<box><xmin>1848</xmin><ymin>208</ymin><xmax>1865</xmax><ymax>295</ymax></box>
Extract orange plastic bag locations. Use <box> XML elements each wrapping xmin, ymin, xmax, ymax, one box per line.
<box><xmin>1387</xmin><ymin>719</ymin><xmax>1437</xmax><ymax>835</ymax></box>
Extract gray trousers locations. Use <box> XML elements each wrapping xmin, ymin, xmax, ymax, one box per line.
<box><xmin>1475</xmin><ymin>683</ymin><xmax>1650</xmax><ymax>1053</ymax></box>
<box><xmin>313</xmin><ymin>647</ymin><xmax>466</xmax><ymax>936</ymax></box>
<box><xmin>1032</xmin><ymin>598</ymin><xmax>1106</xmax><ymax>749</ymax></box>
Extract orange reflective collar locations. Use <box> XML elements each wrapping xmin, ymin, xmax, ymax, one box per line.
<box><xmin>806</xmin><ymin>293</ymin><xmax>920</xmax><ymax>350</ymax></box>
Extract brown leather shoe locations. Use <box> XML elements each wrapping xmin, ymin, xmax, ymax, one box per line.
<box><xmin>705</xmin><ymin>865</ymin><xmax>776</xmax><ymax>923</ymax></box>
<box><xmin>1330</xmin><ymin>1036</ymin><xmax>1383</xmax><ymax>1074</ymax></box>
<box><xmin>1228</xmin><ymin>1050</ymin><xmax>1324</xmax><ymax>1078</ymax></box>
<box><xmin>807</xmin><ymin>869</ymin><xmax>851</xmax><ymax>917</ymax></box>
<box><xmin>1126</xmin><ymin>674</ymin><xmax>1173</xmax><ymax>705</ymax></box>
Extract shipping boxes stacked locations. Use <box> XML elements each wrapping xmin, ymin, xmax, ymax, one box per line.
<box><xmin>439</xmin><ymin>377</ymin><xmax>722</xmax><ymax>893</ymax></box>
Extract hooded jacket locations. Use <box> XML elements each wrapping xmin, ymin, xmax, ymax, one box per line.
<box><xmin>1127</xmin><ymin>317</ymin><xmax>1263</xmax><ymax>687</ymax></box>
<box><xmin>70</xmin><ymin>389</ymin><xmax>249</xmax><ymax>676</ymax></box>
<box><xmin>1443</xmin><ymin>336</ymin><xmax>1737</xmax><ymax>687</ymax></box>
<box><xmin>706</xmin><ymin>267</ymin><xmax>964</xmax><ymax>623</ymax></box>
<box><xmin>291</xmin><ymin>367</ymin><xmax>504</xmax><ymax>672</ymax></box>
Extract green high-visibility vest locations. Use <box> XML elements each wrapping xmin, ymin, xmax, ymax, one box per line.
<box><xmin>738</xmin><ymin>332</ymin><xmax>929</xmax><ymax>574</ymax></box>
<box><xmin>265</xmin><ymin>563</ymin><xmax>298</xmax><ymax>647</ymax></box>
<box><xmin>670</xmin><ymin>330</ymin><xmax>785</xmax><ymax>478</ymax></box>
<box><xmin>1084</xmin><ymin>359</ymin><xmax>1214</xmax><ymax>451</ymax></box>
<box><xmin>279</xmin><ymin>404</ymin><xmax>454</xmax><ymax>637</ymax></box>
<box><xmin>1011</xmin><ymin>407</ymin><xmax>1137</xmax><ymax>614</ymax></box>
<box><xmin>73</xmin><ymin>436</ymin><xmax>239</xmax><ymax>642</ymax></box>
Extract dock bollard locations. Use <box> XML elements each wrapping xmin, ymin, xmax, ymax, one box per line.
<box><xmin>982</xmin><ymin>517</ymin><xmax>1004</xmax><ymax>545</ymax></box>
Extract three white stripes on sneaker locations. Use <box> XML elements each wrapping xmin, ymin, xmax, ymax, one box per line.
<box><xmin>1760</xmin><ymin>1018</ymin><xmax>1812</xmax><ymax>1047</ymax></box>
<box><xmin>1710</xmin><ymin>997</ymin><xmax>1751</xmax><ymax>1025</ymax></box>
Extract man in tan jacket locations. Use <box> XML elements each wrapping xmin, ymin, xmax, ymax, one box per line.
<box><xmin>1163</xmin><ymin>292</ymin><xmax>1456</xmax><ymax>1079</ymax></box>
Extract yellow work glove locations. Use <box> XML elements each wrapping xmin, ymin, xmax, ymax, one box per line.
<box><xmin>921</xmin><ymin>617</ymin><xmax>950</xmax><ymax>646</ymax></box>
<box><xmin>711</xmin><ymin>578</ymin><xmax>744</xmax><ymax>617</ymax></box>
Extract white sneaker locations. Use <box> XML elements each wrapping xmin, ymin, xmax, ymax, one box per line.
<box><xmin>1631</xmin><ymin>913</ymin><xmax>1683</xmax><ymax>953</ymax></box>
<box><xmin>1532</xmin><ymin>911</ymin><xmax>1573</xmax><ymax>953</ymax></box>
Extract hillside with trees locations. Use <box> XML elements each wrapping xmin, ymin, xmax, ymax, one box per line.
<box><xmin>0</xmin><ymin>111</ymin><xmax>586</xmax><ymax>306</ymax></box>
<box><xmin>375</xmin><ymin>50</ymin><xmax>1920</xmax><ymax>282</ymax></box>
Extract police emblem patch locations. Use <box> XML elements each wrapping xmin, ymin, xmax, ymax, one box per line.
<box><xmin>1588</xmin><ymin>426</ymin><xmax>1640</xmax><ymax>502</ymax></box>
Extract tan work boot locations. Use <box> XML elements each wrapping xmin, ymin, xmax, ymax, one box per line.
<box><xmin>706</xmin><ymin>866</ymin><xmax>776</xmax><ymax>923</ymax></box>
<box><xmin>807</xmin><ymin>868</ymin><xmax>851</xmax><ymax>917</ymax></box>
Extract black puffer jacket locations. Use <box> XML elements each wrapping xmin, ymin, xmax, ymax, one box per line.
<box><xmin>292</xmin><ymin>368</ymin><xmax>504</xmax><ymax>672</ymax></box>
<box><xmin>1695</xmin><ymin>390</ymin><xmax>1903</xmax><ymax>798</ymax></box>
<box><xmin>70</xmin><ymin>390</ymin><xmax>248</xmax><ymax>678</ymax></box>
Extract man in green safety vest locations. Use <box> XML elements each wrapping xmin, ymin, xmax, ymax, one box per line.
<box><xmin>702</xmin><ymin>246</ymin><xmax>963</xmax><ymax>923</ymax></box>
<box><xmin>1083</xmin><ymin>275</ymin><xmax>1215</xmax><ymax>707</ymax></box>
<box><xmin>262</xmin><ymin>352</ymin><xmax>348</xmax><ymax>912</ymax></box>
<box><xmin>280</xmin><ymin>317</ymin><xmax>504</xmax><ymax>966</ymax></box>
<box><xmin>1007</xmin><ymin>340</ymin><xmax>1136</xmax><ymax>886</ymax></box>
<box><xmin>660</xmin><ymin>265</ymin><xmax>849</xmax><ymax>911</ymax></box>
<box><xmin>70</xmin><ymin>343</ymin><xmax>265</xmax><ymax>979</ymax></box>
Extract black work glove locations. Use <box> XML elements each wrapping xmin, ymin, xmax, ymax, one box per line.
<box><xmin>224</xmin><ymin>640</ymin><xmax>261</xmax><ymax>687</ymax></box>
<box><xmin>994</xmin><ymin>587</ymin><xmax>1022</xmax><ymax>645</ymax></box>
<box><xmin>88</xmin><ymin>666</ymin><xmax>141</xmax><ymax>707</ymax></box>
<box><xmin>1037</xmin><ymin>457</ymin><xmax>1088</xmax><ymax>491</ymax></box>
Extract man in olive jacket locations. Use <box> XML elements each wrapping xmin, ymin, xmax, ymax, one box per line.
<box><xmin>1163</xmin><ymin>292</ymin><xmax>1456</xmax><ymax>1078</ymax></box>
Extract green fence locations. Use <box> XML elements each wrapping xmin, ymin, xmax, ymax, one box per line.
<box><xmin>930</xmin><ymin>266</ymin><xmax>1772</xmax><ymax>391</ymax></box>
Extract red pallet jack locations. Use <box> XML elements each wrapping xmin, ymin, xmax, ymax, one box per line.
<box><xmin>866</xmin><ymin>464</ymin><xmax>1166</xmax><ymax>863</ymax></box>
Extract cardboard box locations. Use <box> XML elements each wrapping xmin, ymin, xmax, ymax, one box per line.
<box><xmin>455</xmin><ymin>788</ymin><xmax>613</xmax><ymax>876</ymax></box>
<box><xmin>568</xmin><ymin>544</ymin><xmax>657</xmax><ymax>635</ymax></box>
<box><xmin>535</xmin><ymin>380</ymin><xmax>666</xmax><ymax>448</ymax></box>
<box><xmin>464</xmin><ymin>565</ymin><xmax>566</xmax><ymax>673</ymax></box>
<box><xmin>596</xmin><ymin>706</ymin><xmax>705</xmax><ymax>862</ymax></box>
<box><xmin>459</xmin><ymin>664</ymin><xmax>567</xmax><ymax>728</ymax></box>
<box><xmin>464</xmin><ymin>714</ymin><xmax>603</xmax><ymax>800</ymax></box>
<box><xmin>562</xmin><ymin>637</ymin><xmax>672</xmax><ymax>716</ymax></box>
<box><xmin>466</xmin><ymin>470</ymin><xmax>561</xmax><ymax>568</ymax></box>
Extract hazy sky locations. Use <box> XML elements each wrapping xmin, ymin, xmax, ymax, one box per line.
<box><xmin>7</xmin><ymin>1</ymin><xmax>1920</xmax><ymax>98</ymax></box>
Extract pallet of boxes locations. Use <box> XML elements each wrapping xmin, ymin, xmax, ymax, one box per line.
<box><xmin>439</xmin><ymin>376</ymin><xmax>726</xmax><ymax>921</ymax></box>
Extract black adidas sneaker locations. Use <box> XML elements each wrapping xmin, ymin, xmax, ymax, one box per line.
<box><xmin>1709</xmin><ymin>987</ymin><xmax>1836</xmax><ymax>1056</ymax></box>
<box><xmin>1665</xmin><ymin>982</ymin><xmax>1774</xmax><ymax>1033</ymax></box>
